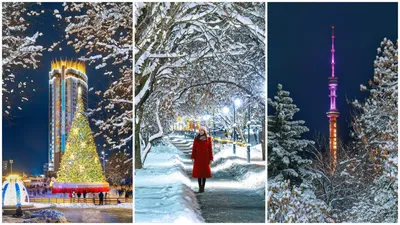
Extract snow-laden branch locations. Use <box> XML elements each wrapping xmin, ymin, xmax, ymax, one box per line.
<box><xmin>141</xmin><ymin>100</ymin><xmax>163</xmax><ymax>163</ymax></box>
<box><xmin>65</xmin><ymin>2</ymin><xmax>133</xmax><ymax>150</ymax></box>
<box><xmin>3</xmin><ymin>2</ymin><xmax>44</xmax><ymax>115</ymax></box>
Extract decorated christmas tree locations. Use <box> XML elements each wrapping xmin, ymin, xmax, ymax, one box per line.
<box><xmin>56</xmin><ymin>88</ymin><xmax>106</xmax><ymax>183</ymax></box>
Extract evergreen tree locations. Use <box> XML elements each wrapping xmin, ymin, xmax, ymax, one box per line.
<box><xmin>345</xmin><ymin>38</ymin><xmax>398</xmax><ymax>222</ymax></box>
<box><xmin>57</xmin><ymin>89</ymin><xmax>106</xmax><ymax>183</ymax></box>
<box><xmin>268</xmin><ymin>179</ymin><xmax>335</xmax><ymax>223</ymax></box>
<box><xmin>268</xmin><ymin>84</ymin><xmax>314</xmax><ymax>185</ymax></box>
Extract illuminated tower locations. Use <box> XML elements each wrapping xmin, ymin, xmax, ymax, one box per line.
<box><xmin>326</xmin><ymin>26</ymin><xmax>339</xmax><ymax>171</ymax></box>
<box><xmin>48</xmin><ymin>59</ymin><xmax>88</xmax><ymax>172</ymax></box>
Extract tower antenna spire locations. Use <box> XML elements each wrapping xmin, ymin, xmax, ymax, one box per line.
<box><xmin>331</xmin><ymin>26</ymin><xmax>335</xmax><ymax>77</ymax></box>
<box><xmin>327</xmin><ymin>25</ymin><xmax>339</xmax><ymax>173</ymax></box>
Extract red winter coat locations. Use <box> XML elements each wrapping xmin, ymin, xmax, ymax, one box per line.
<box><xmin>191</xmin><ymin>136</ymin><xmax>213</xmax><ymax>178</ymax></box>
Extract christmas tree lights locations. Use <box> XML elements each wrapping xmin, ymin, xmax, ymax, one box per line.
<box><xmin>52</xmin><ymin>88</ymin><xmax>109</xmax><ymax>193</ymax></box>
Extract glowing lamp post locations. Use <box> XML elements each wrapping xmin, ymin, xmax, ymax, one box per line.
<box><xmin>9</xmin><ymin>159</ymin><xmax>13</xmax><ymax>175</ymax></box>
<box><xmin>223</xmin><ymin>107</ymin><xmax>230</xmax><ymax>114</ymax></box>
<box><xmin>222</xmin><ymin>107</ymin><xmax>230</xmax><ymax>147</ymax></box>
<box><xmin>101</xmin><ymin>151</ymin><xmax>108</xmax><ymax>176</ymax></box>
<box><xmin>233</xmin><ymin>98</ymin><xmax>241</xmax><ymax>155</ymax></box>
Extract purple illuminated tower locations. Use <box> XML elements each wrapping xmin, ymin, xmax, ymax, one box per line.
<box><xmin>327</xmin><ymin>26</ymin><xmax>339</xmax><ymax>171</ymax></box>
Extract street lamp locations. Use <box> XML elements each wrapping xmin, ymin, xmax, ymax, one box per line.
<box><xmin>234</xmin><ymin>99</ymin><xmax>242</xmax><ymax>107</ymax></box>
<box><xmin>233</xmin><ymin>98</ymin><xmax>242</xmax><ymax>155</ymax></box>
<box><xmin>101</xmin><ymin>151</ymin><xmax>108</xmax><ymax>176</ymax></box>
<box><xmin>223</xmin><ymin>107</ymin><xmax>229</xmax><ymax>114</ymax></box>
<box><xmin>222</xmin><ymin>107</ymin><xmax>230</xmax><ymax>140</ymax></box>
<box><xmin>9</xmin><ymin>159</ymin><xmax>13</xmax><ymax>175</ymax></box>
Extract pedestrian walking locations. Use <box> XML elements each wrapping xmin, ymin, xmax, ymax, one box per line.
<box><xmin>191</xmin><ymin>126</ymin><xmax>214</xmax><ymax>193</ymax></box>
<box><xmin>125</xmin><ymin>189</ymin><xmax>129</xmax><ymax>198</ymax></box>
<box><xmin>77</xmin><ymin>191</ymin><xmax>81</xmax><ymax>202</ymax></box>
<box><xmin>83</xmin><ymin>189</ymin><xmax>87</xmax><ymax>202</ymax></box>
<box><xmin>92</xmin><ymin>194</ymin><xmax>96</xmax><ymax>205</ymax></box>
<box><xmin>99</xmin><ymin>192</ymin><xmax>104</xmax><ymax>205</ymax></box>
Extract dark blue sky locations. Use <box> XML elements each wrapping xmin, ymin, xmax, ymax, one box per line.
<box><xmin>3</xmin><ymin>3</ymin><xmax>112</xmax><ymax>174</ymax></box>
<box><xmin>268</xmin><ymin>3</ymin><xmax>398</xmax><ymax>142</ymax></box>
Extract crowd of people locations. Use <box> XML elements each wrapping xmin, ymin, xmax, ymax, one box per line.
<box><xmin>28</xmin><ymin>184</ymin><xmax>51</xmax><ymax>196</ymax></box>
<box><xmin>26</xmin><ymin>183</ymin><xmax>132</xmax><ymax>205</ymax></box>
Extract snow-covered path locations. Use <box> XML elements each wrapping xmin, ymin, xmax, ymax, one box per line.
<box><xmin>135</xmin><ymin>138</ymin><xmax>204</xmax><ymax>223</ymax></box>
<box><xmin>170</xmin><ymin>136</ymin><xmax>265</xmax><ymax>223</ymax></box>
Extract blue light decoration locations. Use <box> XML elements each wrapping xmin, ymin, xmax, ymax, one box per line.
<box><xmin>2</xmin><ymin>175</ymin><xmax>31</xmax><ymax>207</ymax></box>
<box><xmin>2</xmin><ymin>183</ymin><xmax>9</xmax><ymax>206</ymax></box>
<box><xmin>15</xmin><ymin>183</ymin><xmax>21</xmax><ymax>206</ymax></box>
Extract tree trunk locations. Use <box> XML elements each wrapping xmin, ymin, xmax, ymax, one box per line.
<box><xmin>135</xmin><ymin>109</ymin><xmax>142</xmax><ymax>169</ymax></box>
<box><xmin>261</xmin><ymin>116</ymin><xmax>266</xmax><ymax>161</ymax></box>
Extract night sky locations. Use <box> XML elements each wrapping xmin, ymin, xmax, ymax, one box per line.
<box><xmin>268</xmin><ymin>3</ymin><xmax>398</xmax><ymax>143</ymax></box>
<box><xmin>3</xmin><ymin>3</ymin><xmax>112</xmax><ymax>175</ymax></box>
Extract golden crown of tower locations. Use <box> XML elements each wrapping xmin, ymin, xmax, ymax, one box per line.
<box><xmin>51</xmin><ymin>59</ymin><xmax>86</xmax><ymax>74</ymax></box>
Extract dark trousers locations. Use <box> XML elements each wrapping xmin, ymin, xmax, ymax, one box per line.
<box><xmin>99</xmin><ymin>198</ymin><xmax>104</xmax><ymax>205</ymax></box>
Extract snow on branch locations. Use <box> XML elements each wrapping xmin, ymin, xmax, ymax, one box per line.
<box><xmin>141</xmin><ymin>100</ymin><xmax>164</xmax><ymax>163</ymax></box>
<box><xmin>65</xmin><ymin>2</ymin><xmax>133</xmax><ymax>150</ymax></box>
<box><xmin>3</xmin><ymin>2</ymin><xmax>44</xmax><ymax>115</ymax></box>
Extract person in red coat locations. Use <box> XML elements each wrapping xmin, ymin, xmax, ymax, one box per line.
<box><xmin>191</xmin><ymin>126</ymin><xmax>213</xmax><ymax>193</ymax></box>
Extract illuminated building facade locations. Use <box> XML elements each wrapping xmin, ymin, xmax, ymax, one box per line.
<box><xmin>326</xmin><ymin>26</ymin><xmax>339</xmax><ymax>171</ymax></box>
<box><xmin>48</xmin><ymin>59</ymin><xmax>88</xmax><ymax>172</ymax></box>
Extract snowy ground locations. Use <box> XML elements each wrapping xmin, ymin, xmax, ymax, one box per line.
<box><xmin>135</xmin><ymin>136</ymin><xmax>265</xmax><ymax>223</ymax></box>
<box><xmin>135</xmin><ymin>137</ymin><xmax>204</xmax><ymax>223</ymax></box>
<box><xmin>2</xmin><ymin>203</ymin><xmax>132</xmax><ymax>223</ymax></box>
<box><xmin>3</xmin><ymin>208</ymin><xmax>132</xmax><ymax>223</ymax></box>
<box><xmin>212</xmin><ymin>143</ymin><xmax>265</xmax><ymax>196</ymax></box>
<box><xmin>170</xmin><ymin>136</ymin><xmax>265</xmax><ymax>223</ymax></box>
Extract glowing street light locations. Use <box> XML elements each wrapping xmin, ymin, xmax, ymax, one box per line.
<box><xmin>101</xmin><ymin>151</ymin><xmax>108</xmax><ymax>176</ymax></box>
<box><xmin>223</xmin><ymin>107</ymin><xmax>230</xmax><ymax>114</ymax></box>
<box><xmin>234</xmin><ymin>98</ymin><xmax>242</xmax><ymax>107</ymax></box>
<box><xmin>9</xmin><ymin>160</ymin><xmax>13</xmax><ymax>175</ymax></box>
<box><xmin>232</xmin><ymin>98</ymin><xmax>242</xmax><ymax>155</ymax></box>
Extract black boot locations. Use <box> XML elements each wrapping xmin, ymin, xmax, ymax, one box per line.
<box><xmin>200</xmin><ymin>186</ymin><xmax>204</xmax><ymax>193</ymax></box>
<box><xmin>201</xmin><ymin>178</ymin><xmax>206</xmax><ymax>193</ymax></box>
<box><xmin>198</xmin><ymin>178</ymin><xmax>202</xmax><ymax>193</ymax></box>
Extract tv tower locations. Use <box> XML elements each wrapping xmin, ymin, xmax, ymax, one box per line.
<box><xmin>327</xmin><ymin>26</ymin><xmax>339</xmax><ymax>171</ymax></box>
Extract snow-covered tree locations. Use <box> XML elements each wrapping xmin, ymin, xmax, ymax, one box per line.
<box><xmin>308</xmin><ymin>135</ymin><xmax>365</xmax><ymax>214</ymax></box>
<box><xmin>268</xmin><ymin>84</ymin><xmax>314</xmax><ymax>185</ymax></box>
<box><xmin>105</xmin><ymin>149</ymin><xmax>132</xmax><ymax>185</ymax></box>
<box><xmin>2</xmin><ymin>2</ymin><xmax>44</xmax><ymax>115</ymax></box>
<box><xmin>63</xmin><ymin>2</ymin><xmax>133</xmax><ymax>151</ymax></box>
<box><xmin>135</xmin><ymin>2</ymin><xmax>265</xmax><ymax>169</ymax></box>
<box><xmin>344</xmin><ymin>38</ymin><xmax>398</xmax><ymax>223</ymax></box>
<box><xmin>268</xmin><ymin>178</ymin><xmax>335</xmax><ymax>223</ymax></box>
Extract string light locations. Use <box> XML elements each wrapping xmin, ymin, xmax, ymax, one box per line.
<box><xmin>56</xmin><ymin>93</ymin><xmax>105</xmax><ymax>183</ymax></box>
